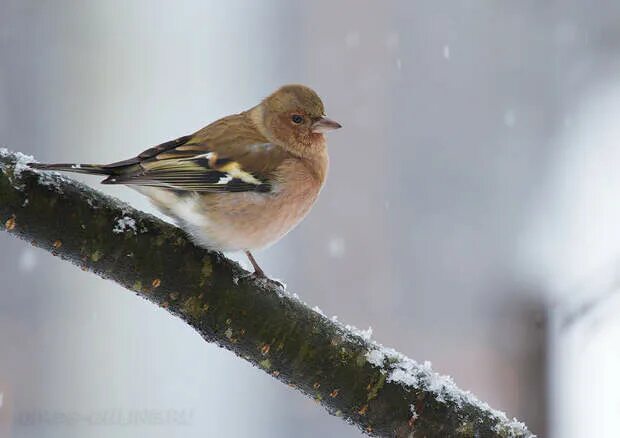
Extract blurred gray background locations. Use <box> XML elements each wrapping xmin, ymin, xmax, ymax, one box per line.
<box><xmin>3</xmin><ymin>1</ymin><xmax>620</xmax><ymax>437</ymax></box>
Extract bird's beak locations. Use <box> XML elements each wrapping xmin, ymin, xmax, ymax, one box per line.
<box><xmin>312</xmin><ymin>117</ymin><xmax>342</xmax><ymax>134</ymax></box>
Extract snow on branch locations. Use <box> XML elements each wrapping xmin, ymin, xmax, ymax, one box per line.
<box><xmin>0</xmin><ymin>149</ymin><xmax>534</xmax><ymax>437</ymax></box>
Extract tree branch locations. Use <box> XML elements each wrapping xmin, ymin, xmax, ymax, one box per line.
<box><xmin>0</xmin><ymin>149</ymin><xmax>533</xmax><ymax>437</ymax></box>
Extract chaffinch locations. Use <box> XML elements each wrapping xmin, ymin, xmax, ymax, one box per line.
<box><xmin>30</xmin><ymin>84</ymin><xmax>341</xmax><ymax>280</ymax></box>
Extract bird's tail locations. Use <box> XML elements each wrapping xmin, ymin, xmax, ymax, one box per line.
<box><xmin>28</xmin><ymin>162</ymin><xmax>114</xmax><ymax>176</ymax></box>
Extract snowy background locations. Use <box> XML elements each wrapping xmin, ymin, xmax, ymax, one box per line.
<box><xmin>2</xmin><ymin>1</ymin><xmax>620</xmax><ymax>437</ymax></box>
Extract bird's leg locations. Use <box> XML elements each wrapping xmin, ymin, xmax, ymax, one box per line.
<box><xmin>245</xmin><ymin>250</ymin><xmax>266</xmax><ymax>278</ymax></box>
<box><xmin>243</xmin><ymin>251</ymin><xmax>284</xmax><ymax>289</ymax></box>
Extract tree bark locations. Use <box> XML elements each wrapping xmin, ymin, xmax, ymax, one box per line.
<box><xmin>0</xmin><ymin>149</ymin><xmax>534</xmax><ymax>438</ymax></box>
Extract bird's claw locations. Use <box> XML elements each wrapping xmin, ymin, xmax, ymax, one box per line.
<box><xmin>240</xmin><ymin>271</ymin><xmax>285</xmax><ymax>290</ymax></box>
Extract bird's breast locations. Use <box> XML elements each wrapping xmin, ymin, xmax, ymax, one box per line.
<box><xmin>157</xmin><ymin>154</ymin><xmax>327</xmax><ymax>252</ymax></box>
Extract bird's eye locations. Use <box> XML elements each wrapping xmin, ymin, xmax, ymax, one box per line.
<box><xmin>291</xmin><ymin>114</ymin><xmax>304</xmax><ymax>124</ymax></box>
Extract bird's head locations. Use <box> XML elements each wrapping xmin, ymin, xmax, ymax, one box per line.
<box><xmin>251</xmin><ymin>84</ymin><xmax>341</xmax><ymax>154</ymax></box>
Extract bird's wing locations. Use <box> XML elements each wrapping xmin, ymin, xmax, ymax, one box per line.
<box><xmin>101</xmin><ymin>114</ymin><xmax>287</xmax><ymax>193</ymax></box>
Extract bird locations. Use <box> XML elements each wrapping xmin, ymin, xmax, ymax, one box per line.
<box><xmin>29</xmin><ymin>84</ymin><xmax>341</xmax><ymax>282</ymax></box>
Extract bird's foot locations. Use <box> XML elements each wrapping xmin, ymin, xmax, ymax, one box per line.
<box><xmin>240</xmin><ymin>270</ymin><xmax>285</xmax><ymax>290</ymax></box>
<box><xmin>241</xmin><ymin>250</ymin><xmax>285</xmax><ymax>289</ymax></box>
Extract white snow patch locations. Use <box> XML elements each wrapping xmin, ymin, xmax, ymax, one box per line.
<box><xmin>504</xmin><ymin>110</ymin><xmax>517</xmax><ymax>127</ymax></box>
<box><xmin>19</xmin><ymin>248</ymin><xmax>37</xmax><ymax>272</ymax></box>
<box><xmin>366</xmin><ymin>349</ymin><xmax>385</xmax><ymax>367</ymax></box>
<box><xmin>364</xmin><ymin>344</ymin><xmax>533</xmax><ymax>436</ymax></box>
<box><xmin>327</xmin><ymin>236</ymin><xmax>345</xmax><ymax>258</ymax></box>
<box><xmin>271</xmin><ymin>277</ymin><xmax>287</xmax><ymax>290</ymax></box>
<box><xmin>0</xmin><ymin>148</ymin><xmax>65</xmax><ymax>192</ymax></box>
<box><xmin>443</xmin><ymin>45</ymin><xmax>451</xmax><ymax>59</ymax></box>
<box><xmin>345</xmin><ymin>324</ymin><xmax>373</xmax><ymax>341</ymax></box>
<box><xmin>312</xmin><ymin>305</ymin><xmax>326</xmax><ymax>317</ymax></box>
<box><xmin>4</xmin><ymin>149</ymin><xmax>35</xmax><ymax>178</ymax></box>
<box><xmin>113</xmin><ymin>216</ymin><xmax>138</xmax><ymax>234</ymax></box>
